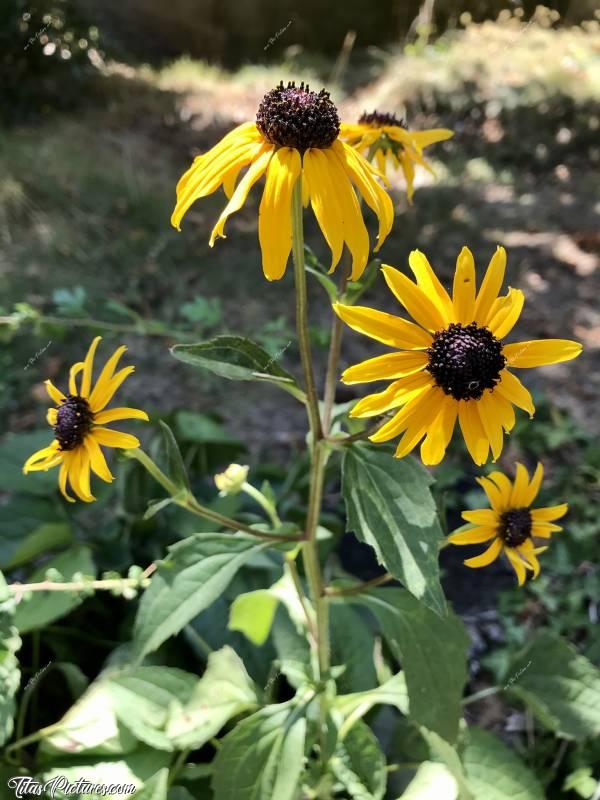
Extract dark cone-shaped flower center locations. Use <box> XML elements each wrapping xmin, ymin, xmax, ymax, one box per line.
<box><xmin>499</xmin><ymin>508</ymin><xmax>532</xmax><ymax>547</ymax></box>
<box><xmin>359</xmin><ymin>110</ymin><xmax>404</xmax><ymax>128</ymax></box>
<box><xmin>54</xmin><ymin>395</ymin><xmax>94</xmax><ymax>451</ymax></box>
<box><xmin>256</xmin><ymin>81</ymin><xmax>340</xmax><ymax>152</ymax></box>
<box><xmin>426</xmin><ymin>322</ymin><xmax>506</xmax><ymax>401</ymax></box>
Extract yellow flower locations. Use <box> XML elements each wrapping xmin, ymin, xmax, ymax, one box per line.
<box><xmin>340</xmin><ymin>111</ymin><xmax>453</xmax><ymax>202</ymax></box>
<box><xmin>214</xmin><ymin>463</ymin><xmax>249</xmax><ymax>496</ymax></box>
<box><xmin>23</xmin><ymin>337</ymin><xmax>149</xmax><ymax>503</ymax></box>
<box><xmin>171</xmin><ymin>81</ymin><xmax>393</xmax><ymax>282</ymax></box>
<box><xmin>334</xmin><ymin>246</ymin><xmax>582</xmax><ymax>465</ymax></box>
<box><xmin>448</xmin><ymin>463</ymin><xmax>567</xmax><ymax>585</ymax></box>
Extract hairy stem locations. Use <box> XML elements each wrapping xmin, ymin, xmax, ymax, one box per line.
<box><xmin>322</xmin><ymin>264</ymin><xmax>349</xmax><ymax>433</ymax></box>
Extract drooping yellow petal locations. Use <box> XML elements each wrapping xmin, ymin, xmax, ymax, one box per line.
<box><xmin>452</xmin><ymin>247</ymin><xmax>476</xmax><ymax>324</ymax></box>
<box><xmin>256</xmin><ymin>147</ymin><xmax>301</xmax><ymax>281</ymax></box>
<box><xmin>23</xmin><ymin>441</ymin><xmax>61</xmax><ymax>473</ymax></box>
<box><xmin>341</xmin><ymin>351</ymin><xmax>428</xmax><ymax>384</ymax></box>
<box><xmin>80</xmin><ymin>336</ymin><xmax>102</xmax><ymax>398</ymax></box>
<box><xmin>369</xmin><ymin>384</ymin><xmax>436</xmax><ymax>443</ymax></box>
<box><xmin>420</xmin><ymin>398</ymin><xmax>457</xmax><ymax>466</ymax></box>
<box><xmin>303</xmin><ymin>148</ymin><xmax>344</xmax><ymax>272</ymax></box>
<box><xmin>93</xmin><ymin>407</ymin><xmax>149</xmax><ymax>425</ymax></box>
<box><xmin>502</xmin><ymin>339</ymin><xmax>583</xmax><ymax>369</ymax></box>
<box><xmin>407</xmin><ymin>250</ymin><xmax>454</xmax><ymax>322</ymax></box>
<box><xmin>487</xmin><ymin>288</ymin><xmax>525</xmax><ymax>339</ymax></box>
<box><xmin>45</xmin><ymin>379</ymin><xmax>66</xmax><ymax>405</ymax></box>
<box><xmin>398</xmin><ymin>150</ymin><xmax>416</xmax><ymax>203</ymax></box>
<box><xmin>405</xmin><ymin>128</ymin><xmax>454</xmax><ymax>150</ymax></box>
<box><xmin>210</xmin><ymin>144</ymin><xmax>273</xmax><ymax>246</ymax></box>
<box><xmin>495</xmin><ymin>369</ymin><xmax>535</xmax><ymax>417</ymax></box>
<box><xmin>393</xmin><ymin>387</ymin><xmax>448</xmax><ymax>459</ymax></box>
<box><xmin>67</xmin><ymin>448</ymin><xmax>95</xmax><ymax>503</ymax></box>
<box><xmin>332</xmin><ymin>304</ymin><xmax>433</xmax><ymax>350</ymax></box>
<box><xmin>458</xmin><ymin>400</ymin><xmax>490</xmax><ymax>465</ymax></box>
<box><xmin>333</xmin><ymin>140</ymin><xmax>393</xmax><ymax>252</ymax></box>
<box><xmin>476</xmin><ymin>391</ymin><xmax>505</xmax><ymax>462</ymax></box>
<box><xmin>518</xmin><ymin>540</ymin><xmax>542</xmax><ymax>578</ymax></box>
<box><xmin>381</xmin><ymin>265</ymin><xmax>447</xmax><ymax>332</ymax></box>
<box><xmin>505</xmin><ymin>547</ymin><xmax>527</xmax><ymax>585</ymax></box>
<box><xmin>473</xmin><ymin>246</ymin><xmax>506</xmax><ymax>325</ymax></box>
<box><xmin>531</xmin><ymin>503</ymin><xmax>568</xmax><ymax>522</ymax></box>
<box><xmin>463</xmin><ymin>537</ymin><xmax>503</xmax><ymax>568</ymax></box>
<box><xmin>462</xmin><ymin>509</ymin><xmax>500</xmax><ymax>526</ymax></box>
<box><xmin>350</xmin><ymin>372</ymin><xmax>433</xmax><ymax>418</ymax></box>
<box><xmin>58</xmin><ymin>457</ymin><xmax>75</xmax><ymax>503</ymax></box>
<box><xmin>84</xmin><ymin>435</ymin><xmax>114</xmax><ymax>483</ymax></box>
<box><xmin>91</xmin><ymin>427</ymin><xmax>141</xmax><ymax>450</ymax></box>
<box><xmin>322</xmin><ymin>148</ymin><xmax>369</xmax><ymax>280</ymax></box>
<box><xmin>448</xmin><ymin>527</ymin><xmax>497</xmax><ymax>545</ymax></box>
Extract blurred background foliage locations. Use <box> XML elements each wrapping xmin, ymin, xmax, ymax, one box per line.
<box><xmin>1</xmin><ymin>0</ymin><xmax>599</xmax><ymax>796</ymax></box>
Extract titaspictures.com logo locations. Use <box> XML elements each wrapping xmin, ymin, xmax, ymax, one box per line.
<box><xmin>7</xmin><ymin>775</ymin><xmax>137</xmax><ymax>797</ymax></box>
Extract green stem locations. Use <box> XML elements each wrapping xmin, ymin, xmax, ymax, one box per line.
<box><xmin>124</xmin><ymin>448</ymin><xmax>296</xmax><ymax>543</ymax></box>
<box><xmin>461</xmin><ymin>686</ymin><xmax>502</xmax><ymax>706</ymax></box>
<box><xmin>242</xmin><ymin>482</ymin><xmax>282</xmax><ymax>527</ymax></box>
<box><xmin>325</xmin><ymin>572</ymin><xmax>393</xmax><ymax>597</ymax></box>
<box><xmin>322</xmin><ymin>263</ymin><xmax>349</xmax><ymax>433</ymax></box>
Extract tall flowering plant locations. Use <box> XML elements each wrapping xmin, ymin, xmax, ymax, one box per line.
<box><xmin>9</xmin><ymin>81</ymin><xmax>595</xmax><ymax>799</ymax></box>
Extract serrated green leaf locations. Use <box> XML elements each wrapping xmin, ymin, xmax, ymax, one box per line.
<box><xmin>397</xmin><ymin>761</ymin><xmax>459</xmax><ymax>799</ymax></box>
<box><xmin>212</xmin><ymin>702</ymin><xmax>306</xmax><ymax>800</ymax></box>
<box><xmin>133</xmin><ymin>534</ymin><xmax>269</xmax><ymax>660</ymax></box>
<box><xmin>354</xmin><ymin>589</ymin><xmax>468</xmax><ymax>743</ymax></box>
<box><xmin>505</xmin><ymin>630</ymin><xmax>600</xmax><ymax>741</ymax></box>
<box><xmin>331</xmin><ymin>720</ymin><xmax>386</xmax><ymax>800</ymax></box>
<box><xmin>171</xmin><ymin>336</ymin><xmax>303</xmax><ymax>400</ymax></box>
<box><xmin>167</xmin><ymin>646</ymin><xmax>258</xmax><ymax>749</ymax></box>
<box><xmin>342</xmin><ymin>445</ymin><xmax>445</xmax><ymax>616</ymax></box>
<box><xmin>14</xmin><ymin>545</ymin><xmax>95</xmax><ymax>633</ymax></box>
<box><xmin>462</xmin><ymin>728</ymin><xmax>544</xmax><ymax>800</ymax></box>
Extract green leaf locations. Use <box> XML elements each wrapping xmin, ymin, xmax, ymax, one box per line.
<box><xmin>0</xmin><ymin>494</ymin><xmax>71</xmax><ymax>571</ymax></box>
<box><xmin>335</xmin><ymin>672</ymin><xmax>409</xmax><ymax>724</ymax></box>
<box><xmin>462</xmin><ymin>728</ymin><xmax>545</xmax><ymax>800</ymax></box>
<box><xmin>0</xmin><ymin>574</ymin><xmax>21</xmax><ymax>747</ymax></box>
<box><xmin>330</xmin><ymin>604</ymin><xmax>378</xmax><ymax>693</ymax></box>
<box><xmin>342</xmin><ymin>444</ymin><xmax>445</xmax><ymax>616</ymax></box>
<box><xmin>13</xmin><ymin>545</ymin><xmax>95</xmax><ymax>633</ymax></box>
<box><xmin>167</xmin><ymin>646</ymin><xmax>258</xmax><ymax>749</ymax></box>
<box><xmin>397</xmin><ymin>762</ymin><xmax>459</xmax><ymax>799</ymax></box>
<box><xmin>305</xmin><ymin>265</ymin><xmax>338</xmax><ymax>303</ymax></box>
<box><xmin>0</xmin><ymin>430</ymin><xmax>60</xmax><ymax>496</ymax></box>
<box><xmin>171</xmin><ymin>336</ymin><xmax>303</xmax><ymax>400</ymax></box>
<box><xmin>344</xmin><ymin>259</ymin><xmax>381</xmax><ymax>305</ymax></box>
<box><xmin>133</xmin><ymin>533</ymin><xmax>269</xmax><ymax>660</ymax></box>
<box><xmin>159</xmin><ymin>420</ymin><xmax>190</xmax><ymax>492</ymax></box>
<box><xmin>504</xmin><ymin>630</ymin><xmax>600</xmax><ymax>741</ymax></box>
<box><xmin>229</xmin><ymin>590</ymin><xmax>279</xmax><ymax>646</ymax></box>
<box><xmin>354</xmin><ymin>589</ymin><xmax>468</xmax><ymax>743</ymax></box>
<box><xmin>331</xmin><ymin>720</ymin><xmax>386</xmax><ymax>800</ymax></box>
<box><xmin>133</xmin><ymin>767</ymin><xmax>169</xmax><ymax>799</ymax></box>
<box><xmin>212</xmin><ymin>702</ymin><xmax>306</xmax><ymax>800</ymax></box>
<box><xmin>174</xmin><ymin>411</ymin><xmax>240</xmax><ymax>445</ymax></box>
<box><xmin>419</xmin><ymin>728</ymin><xmax>472</xmax><ymax>800</ymax></box>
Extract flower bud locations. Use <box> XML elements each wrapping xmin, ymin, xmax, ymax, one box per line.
<box><xmin>214</xmin><ymin>463</ymin><xmax>249</xmax><ymax>496</ymax></box>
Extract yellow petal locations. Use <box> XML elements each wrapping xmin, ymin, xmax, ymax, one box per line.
<box><xmin>487</xmin><ymin>288</ymin><xmax>525</xmax><ymax>339</ymax></box>
<box><xmin>84</xmin><ymin>435</ymin><xmax>114</xmax><ymax>482</ymax></box>
<box><xmin>69</xmin><ymin>362</ymin><xmax>85</xmax><ymax>396</ymax></box>
<box><xmin>45</xmin><ymin>379</ymin><xmax>66</xmax><ymax>405</ymax></box>
<box><xmin>495</xmin><ymin>369</ymin><xmax>535</xmax><ymax>417</ymax></box>
<box><xmin>477</xmin><ymin>391</ymin><xmax>505</xmax><ymax>462</ymax></box>
<box><xmin>23</xmin><ymin>441</ymin><xmax>61</xmax><ymax>473</ymax></box>
<box><xmin>91</xmin><ymin>427</ymin><xmax>141</xmax><ymax>450</ymax></box>
<box><xmin>502</xmin><ymin>339</ymin><xmax>583</xmax><ymax>368</ymax></box>
<box><xmin>369</xmin><ymin>384</ymin><xmax>437</xmax><ymax>443</ymax></box>
<box><xmin>210</xmin><ymin>144</ymin><xmax>273</xmax><ymax>246</ymax></box>
<box><xmin>407</xmin><ymin>250</ymin><xmax>454</xmax><ymax>322</ymax></box>
<box><xmin>381</xmin><ymin>265</ymin><xmax>447</xmax><ymax>332</ymax></box>
<box><xmin>518</xmin><ymin>540</ymin><xmax>542</xmax><ymax>578</ymax></box>
<box><xmin>476</xmin><ymin>477</ymin><xmax>506</xmax><ymax>513</ymax></box>
<box><xmin>341</xmin><ymin>351</ymin><xmax>428</xmax><ymax>384</ymax></box>
<box><xmin>58</xmin><ymin>457</ymin><xmax>75</xmax><ymax>503</ymax></box>
<box><xmin>473</xmin><ymin>246</ymin><xmax>506</xmax><ymax>325</ymax></box>
<box><xmin>531</xmin><ymin>503</ymin><xmax>568</xmax><ymax>522</ymax></box>
<box><xmin>522</xmin><ymin>462</ymin><xmax>544</xmax><ymax>507</ymax></box>
<box><xmin>303</xmin><ymin>148</ymin><xmax>344</xmax><ymax>272</ymax></box>
<box><xmin>405</xmin><ymin>128</ymin><xmax>454</xmax><ymax>149</ymax></box>
<box><xmin>504</xmin><ymin>547</ymin><xmax>527</xmax><ymax>585</ymax></box>
<box><xmin>509</xmin><ymin>462</ymin><xmax>530</xmax><ymax>507</ymax></box>
<box><xmin>89</xmin><ymin>367</ymin><xmax>135</xmax><ymax>413</ymax></box>
<box><xmin>88</xmin><ymin>345</ymin><xmax>127</xmax><ymax>411</ymax></box>
<box><xmin>458</xmin><ymin>400</ymin><xmax>490</xmax><ymax>465</ymax></box>
<box><xmin>452</xmin><ymin>247</ymin><xmax>476</xmax><ymax>324</ymax></box>
<box><xmin>81</xmin><ymin>336</ymin><xmax>102</xmax><ymax>398</ymax></box>
<box><xmin>67</xmin><ymin>448</ymin><xmax>95</xmax><ymax>502</ymax></box>
<box><xmin>393</xmin><ymin>387</ymin><xmax>448</xmax><ymax>459</ymax></box>
<box><xmin>256</xmin><ymin>147</ymin><xmax>300</xmax><ymax>281</ymax></box>
<box><xmin>448</xmin><ymin>526</ymin><xmax>497</xmax><ymax>545</ymax></box>
<box><xmin>532</xmin><ymin>522</ymin><xmax>562</xmax><ymax>537</ymax></box>
<box><xmin>332</xmin><ymin>303</ymin><xmax>433</xmax><ymax>350</ymax></box>
<box><xmin>420</xmin><ymin>398</ymin><xmax>457</xmax><ymax>466</ymax></box>
<box><xmin>94</xmin><ymin>407</ymin><xmax>149</xmax><ymax>424</ymax></box>
<box><xmin>462</xmin><ymin>509</ymin><xmax>499</xmax><ymax>526</ymax></box>
<box><xmin>486</xmin><ymin>471</ymin><xmax>513</xmax><ymax>506</ymax></box>
<box><xmin>351</xmin><ymin>372</ymin><xmax>433</xmax><ymax>418</ymax></box>
<box><xmin>47</xmin><ymin>408</ymin><xmax>58</xmax><ymax>426</ymax></box>
<box><xmin>399</xmin><ymin>151</ymin><xmax>416</xmax><ymax>203</ymax></box>
<box><xmin>463</xmin><ymin>537</ymin><xmax>503</xmax><ymax>568</ymax></box>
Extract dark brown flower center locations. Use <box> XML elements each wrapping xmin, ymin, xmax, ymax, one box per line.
<box><xmin>256</xmin><ymin>81</ymin><xmax>340</xmax><ymax>152</ymax></box>
<box><xmin>426</xmin><ymin>322</ymin><xmax>506</xmax><ymax>401</ymax></box>
<box><xmin>498</xmin><ymin>507</ymin><xmax>532</xmax><ymax>547</ymax></box>
<box><xmin>359</xmin><ymin>110</ymin><xmax>404</xmax><ymax>128</ymax></box>
<box><xmin>55</xmin><ymin>395</ymin><xmax>94</xmax><ymax>451</ymax></box>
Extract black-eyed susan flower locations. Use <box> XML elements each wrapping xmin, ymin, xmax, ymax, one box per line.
<box><xmin>171</xmin><ymin>81</ymin><xmax>393</xmax><ymax>282</ymax></box>
<box><xmin>448</xmin><ymin>463</ymin><xmax>567</xmax><ymax>585</ymax></box>
<box><xmin>334</xmin><ymin>246</ymin><xmax>582</xmax><ymax>465</ymax></box>
<box><xmin>340</xmin><ymin>111</ymin><xmax>453</xmax><ymax>202</ymax></box>
<box><xmin>23</xmin><ymin>337</ymin><xmax>148</xmax><ymax>503</ymax></box>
